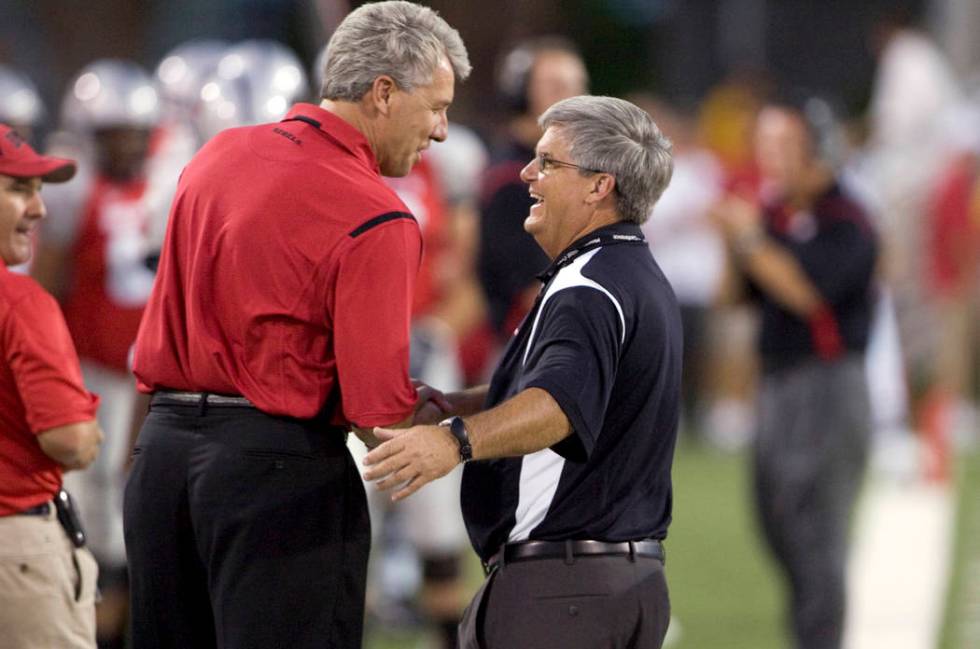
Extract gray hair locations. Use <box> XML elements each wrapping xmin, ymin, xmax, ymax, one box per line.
<box><xmin>320</xmin><ymin>1</ymin><xmax>471</xmax><ymax>101</ymax></box>
<box><xmin>539</xmin><ymin>96</ymin><xmax>673</xmax><ymax>225</ymax></box>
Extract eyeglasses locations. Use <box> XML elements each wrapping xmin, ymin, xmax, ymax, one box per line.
<box><xmin>535</xmin><ymin>153</ymin><xmax>602</xmax><ymax>175</ymax></box>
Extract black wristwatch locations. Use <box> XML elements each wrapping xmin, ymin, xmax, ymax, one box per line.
<box><xmin>439</xmin><ymin>416</ymin><xmax>473</xmax><ymax>463</ymax></box>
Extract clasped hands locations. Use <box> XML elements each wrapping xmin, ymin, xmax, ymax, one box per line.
<box><xmin>359</xmin><ymin>379</ymin><xmax>465</xmax><ymax>502</ymax></box>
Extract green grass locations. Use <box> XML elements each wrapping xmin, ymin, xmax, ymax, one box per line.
<box><xmin>938</xmin><ymin>448</ymin><xmax>980</xmax><ymax>649</ymax></box>
<box><xmin>666</xmin><ymin>441</ymin><xmax>784</xmax><ymax>648</ymax></box>
<box><xmin>366</xmin><ymin>441</ymin><xmax>787</xmax><ymax>649</ymax></box>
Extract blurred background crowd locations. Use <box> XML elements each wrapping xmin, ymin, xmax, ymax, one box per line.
<box><xmin>2</xmin><ymin>0</ymin><xmax>979</xmax><ymax>648</ymax></box>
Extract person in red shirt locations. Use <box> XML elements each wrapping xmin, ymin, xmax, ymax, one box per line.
<box><xmin>124</xmin><ymin>4</ymin><xmax>470</xmax><ymax>649</ymax></box>
<box><xmin>0</xmin><ymin>124</ymin><xmax>104</xmax><ymax>648</ymax></box>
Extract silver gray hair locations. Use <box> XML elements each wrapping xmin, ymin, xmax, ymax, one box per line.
<box><xmin>539</xmin><ymin>96</ymin><xmax>673</xmax><ymax>225</ymax></box>
<box><xmin>320</xmin><ymin>1</ymin><xmax>471</xmax><ymax>101</ymax></box>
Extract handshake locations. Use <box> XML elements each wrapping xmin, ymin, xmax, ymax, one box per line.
<box><xmin>353</xmin><ymin>378</ymin><xmax>479</xmax><ymax>503</ymax></box>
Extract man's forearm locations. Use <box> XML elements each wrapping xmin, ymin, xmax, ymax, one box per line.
<box><xmin>37</xmin><ymin>420</ymin><xmax>103</xmax><ymax>470</ymax></box>
<box><xmin>362</xmin><ymin>387</ymin><xmax>572</xmax><ymax>501</ymax></box>
<box><xmin>738</xmin><ymin>238</ymin><xmax>823</xmax><ymax>317</ymax></box>
<box><xmin>465</xmin><ymin>387</ymin><xmax>570</xmax><ymax>460</ymax></box>
<box><xmin>444</xmin><ymin>385</ymin><xmax>489</xmax><ymax>418</ymax></box>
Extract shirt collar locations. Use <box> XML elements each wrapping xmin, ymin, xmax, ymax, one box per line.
<box><xmin>282</xmin><ymin>103</ymin><xmax>380</xmax><ymax>173</ymax></box>
<box><xmin>537</xmin><ymin>221</ymin><xmax>646</xmax><ymax>284</ymax></box>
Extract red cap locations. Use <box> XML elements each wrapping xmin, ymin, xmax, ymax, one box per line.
<box><xmin>0</xmin><ymin>124</ymin><xmax>76</xmax><ymax>183</ymax></box>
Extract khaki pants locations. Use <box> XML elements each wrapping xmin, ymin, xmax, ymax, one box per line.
<box><xmin>0</xmin><ymin>506</ymin><xmax>99</xmax><ymax>648</ymax></box>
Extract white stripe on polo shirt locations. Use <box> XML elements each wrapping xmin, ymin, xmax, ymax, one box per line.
<box><xmin>509</xmin><ymin>247</ymin><xmax>625</xmax><ymax>542</ymax></box>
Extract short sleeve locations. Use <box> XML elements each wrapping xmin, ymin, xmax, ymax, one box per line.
<box><xmin>5</xmin><ymin>288</ymin><xmax>99</xmax><ymax>433</ymax></box>
<box><xmin>521</xmin><ymin>287</ymin><xmax>623</xmax><ymax>461</ymax></box>
<box><xmin>332</xmin><ymin>216</ymin><xmax>421</xmax><ymax>427</ymax></box>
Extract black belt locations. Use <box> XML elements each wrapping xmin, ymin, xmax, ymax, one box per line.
<box><xmin>485</xmin><ymin>539</ymin><xmax>665</xmax><ymax>573</ymax></box>
<box><xmin>152</xmin><ymin>391</ymin><xmax>254</xmax><ymax>408</ymax></box>
<box><xmin>17</xmin><ymin>502</ymin><xmax>52</xmax><ymax>516</ymax></box>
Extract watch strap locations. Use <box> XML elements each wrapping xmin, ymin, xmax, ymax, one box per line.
<box><xmin>439</xmin><ymin>416</ymin><xmax>473</xmax><ymax>463</ymax></box>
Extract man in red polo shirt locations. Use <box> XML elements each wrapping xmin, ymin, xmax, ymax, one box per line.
<box><xmin>0</xmin><ymin>124</ymin><xmax>104</xmax><ymax>648</ymax></box>
<box><xmin>124</xmin><ymin>3</ymin><xmax>470</xmax><ymax>648</ymax></box>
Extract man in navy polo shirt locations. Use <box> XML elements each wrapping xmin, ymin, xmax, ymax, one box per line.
<box><xmin>125</xmin><ymin>3</ymin><xmax>469</xmax><ymax>648</ymax></box>
<box><xmin>713</xmin><ymin>97</ymin><xmax>877</xmax><ymax>649</ymax></box>
<box><xmin>365</xmin><ymin>95</ymin><xmax>681</xmax><ymax>649</ymax></box>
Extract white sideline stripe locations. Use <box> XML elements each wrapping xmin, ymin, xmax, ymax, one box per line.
<box><xmin>522</xmin><ymin>248</ymin><xmax>625</xmax><ymax>366</ymax></box>
<box><xmin>844</xmin><ymin>477</ymin><xmax>955</xmax><ymax>649</ymax></box>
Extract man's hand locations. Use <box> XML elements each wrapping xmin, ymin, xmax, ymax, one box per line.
<box><xmin>362</xmin><ymin>424</ymin><xmax>460</xmax><ymax>501</ymax></box>
<box><xmin>412</xmin><ymin>379</ymin><xmax>453</xmax><ymax>425</ymax></box>
<box><xmin>712</xmin><ymin>194</ymin><xmax>764</xmax><ymax>241</ymax></box>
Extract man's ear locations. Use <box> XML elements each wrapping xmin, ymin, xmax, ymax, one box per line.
<box><xmin>586</xmin><ymin>173</ymin><xmax>616</xmax><ymax>205</ymax></box>
<box><xmin>370</xmin><ymin>76</ymin><xmax>397</xmax><ymax>116</ymax></box>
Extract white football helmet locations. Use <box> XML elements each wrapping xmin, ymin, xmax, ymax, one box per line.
<box><xmin>155</xmin><ymin>40</ymin><xmax>229</xmax><ymax>123</ymax></box>
<box><xmin>195</xmin><ymin>39</ymin><xmax>309</xmax><ymax>142</ymax></box>
<box><xmin>61</xmin><ymin>59</ymin><xmax>161</xmax><ymax>133</ymax></box>
<box><xmin>0</xmin><ymin>64</ymin><xmax>44</xmax><ymax>128</ymax></box>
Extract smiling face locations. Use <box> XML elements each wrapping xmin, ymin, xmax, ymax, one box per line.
<box><xmin>519</xmin><ymin>126</ymin><xmax>603</xmax><ymax>259</ymax></box>
<box><xmin>376</xmin><ymin>57</ymin><xmax>455</xmax><ymax>177</ymax></box>
<box><xmin>0</xmin><ymin>174</ymin><xmax>45</xmax><ymax>266</ymax></box>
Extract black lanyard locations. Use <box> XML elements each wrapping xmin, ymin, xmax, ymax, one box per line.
<box><xmin>537</xmin><ymin>229</ymin><xmax>646</xmax><ymax>285</ymax></box>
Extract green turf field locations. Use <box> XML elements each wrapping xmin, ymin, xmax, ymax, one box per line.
<box><xmin>938</xmin><ymin>448</ymin><xmax>980</xmax><ymax>649</ymax></box>
<box><xmin>665</xmin><ymin>441</ymin><xmax>784</xmax><ymax>648</ymax></box>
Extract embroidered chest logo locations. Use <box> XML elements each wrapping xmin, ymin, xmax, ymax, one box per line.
<box><xmin>273</xmin><ymin>128</ymin><xmax>302</xmax><ymax>146</ymax></box>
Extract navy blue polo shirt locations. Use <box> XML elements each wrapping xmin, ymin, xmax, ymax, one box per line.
<box><xmin>751</xmin><ymin>182</ymin><xmax>878</xmax><ymax>371</ymax></box>
<box><xmin>461</xmin><ymin>221</ymin><xmax>683</xmax><ymax>563</ymax></box>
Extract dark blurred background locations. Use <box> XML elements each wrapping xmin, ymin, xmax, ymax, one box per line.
<box><xmin>5</xmin><ymin>0</ymin><xmax>977</xmax><ymax>132</ymax></box>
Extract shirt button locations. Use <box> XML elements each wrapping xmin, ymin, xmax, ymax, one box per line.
<box><xmin>568</xmin><ymin>605</ymin><xmax>579</xmax><ymax>617</ymax></box>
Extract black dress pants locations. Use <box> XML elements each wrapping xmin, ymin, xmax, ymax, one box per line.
<box><xmin>123</xmin><ymin>401</ymin><xmax>369</xmax><ymax>649</ymax></box>
<box><xmin>459</xmin><ymin>552</ymin><xmax>669</xmax><ymax>649</ymax></box>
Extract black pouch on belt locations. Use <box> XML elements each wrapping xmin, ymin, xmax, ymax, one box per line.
<box><xmin>54</xmin><ymin>488</ymin><xmax>87</xmax><ymax>548</ymax></box>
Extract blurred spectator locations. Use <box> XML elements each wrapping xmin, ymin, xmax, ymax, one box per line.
<box><xmin>143</xmin><ymin>39</ymin><xmax>229</xmax><ymax>259</ymax></box>
<box><xmin>713</xmin><ymin>97</ymin><xmax>878</xmax><ymax>649</ymax></box>
<box><xmin>698</xmin><ymin>68</ymin><xmax>771</xmax><ymax>177</ymax></box>
<box><xmin>924</xmin><ymin>94</ymin><xmax>980</xmax><ymax>445</ymax></box>
<box><xmin>476</xmin><ymin>36</ymin><xmax>588</xmax><ymax>363</ymax></box>
<box><xmin>695</xmin><ymin>72</ymin><xmax>773</xmax><ymax>450</ymax></box>
<box><xmin>865</xmin><ymin>5</ymin><xmax>963</xmax><ymax>376</ymax></box>
<box><xmin>32</xmin><ymin>58</ymin><xmax>162</xmax><ymax>649</ymax></box>
<box><xmin>634</xmin><ymin>93</ymin><xmax>725</xmax><ymax>438</ymax></box>
<box><xmin>427</xmin><ymin>122</ymin><xmax>490</xmax><ymax>385</ymax></box>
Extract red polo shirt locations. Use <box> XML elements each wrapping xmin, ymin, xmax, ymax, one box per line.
<box><xmin>0</xmin><ymin>259</ymin><xmax>100</xmax><ymax>515</ymax></box>
<box><xmin>133</xmin><ymin>104</ymin><xmax>421</xmax><ymax>424</ymax></box>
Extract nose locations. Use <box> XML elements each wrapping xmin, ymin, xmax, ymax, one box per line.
<box><xmin>520</xmin><ymin>159</ymin><xmax>538</xmax><ymax>184</ymax></box>
<box><xmin>26</xmin><ymin>190</ymin><xmax>46</xmax><ymax>221</ymax></box>
<box><xmin>432</xmin><ymin>111</ymin><xmax>449</xmax><ymax>143</ymax></box>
